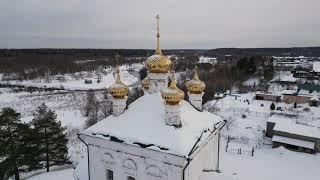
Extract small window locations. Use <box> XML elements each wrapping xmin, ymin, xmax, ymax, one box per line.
<box><xmin>127</xmin><ymin>176</ymin><xmax>135</xmax><ymax>180</ymax></box>
<box><xmin>106</xmin><ymin>169</ymin><xmax>113</xmax><ymax>180</ymax></box>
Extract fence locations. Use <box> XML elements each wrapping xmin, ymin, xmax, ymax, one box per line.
<box><xmin>225</xmin><ymin>141</ymin><xmax>255</xmax><ymax>157</ymax></box>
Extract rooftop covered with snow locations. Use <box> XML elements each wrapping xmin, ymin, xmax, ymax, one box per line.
<box><xmin>270</xmin><ymin>116</ymin><xmax>320</xmax><ymax>139</ymax></box>
<box><xmin>313</xmin><ymin>61</ymin><xmax>320</xmax><ymax>72</ymax></box>
<box><xmin>81</xmin><ymin>93</ymin><xmax>224</xmax><ymax>157</ymax></box>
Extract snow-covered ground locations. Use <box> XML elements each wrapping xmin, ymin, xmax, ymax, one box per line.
<box><xmin>26</xmin><ymin>169</ymin><xmax>74</xmax><ymax>180</ymax></box>
<box><xmin>0</xmin><ymin>65</ymin><xmax>138</xmax><ymax>90</ymax></box>
<box><xmin>221</xmin><ymin>146</ymin><xmax>320</xmax><ymax>180</ymax></box>
<box><xmin>243</xmin><ymin>78</ymin><xmax>260</xmax><ymax>86</ymax></box>
<box><xmin>199</xmin><ymin>56</ymin><xmax>218</xmax><ymax>64</ymax></box>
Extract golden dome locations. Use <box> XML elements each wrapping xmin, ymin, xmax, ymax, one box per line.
<box><xmin>109</xmin><ymin>67</ymin><xmax>129</xmax><ymax>99</ymax></box>
<box><xmin>145</xmin><ymin>54</ymin><xmax>172</xmax><ymax>73</ymax></box>
<box><xmin>185</xmin><ymin>67</ymin><xmax>206</xmax><ymax>94</ymax></box>
<box><xmin>141</xmin><ymin>77</ymin><xmax>150</xmax><ymax>90</ymax></box>
<box><xmin>145</xmin><ymin>14</ymin><xmax>172</xmax><ymax>73</ymax></box>
<box><xmin>161</xmin><ymin>75</ymin><xmax>185</xmax><ymax>105</ymax></box>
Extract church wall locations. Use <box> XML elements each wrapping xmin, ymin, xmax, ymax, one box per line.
<box><xmin>184</xmin><ymin>132</ymin><xmax>220</xmax><ymax>180</ymax></box>
<box><xmin>82</xmin><ymin>135</ymin><xmax>186</xmax><ymax>180</ymax></box>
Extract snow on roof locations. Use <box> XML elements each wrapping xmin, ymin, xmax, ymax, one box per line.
<box><xmin>272</xmin><ymin>117</ymin><xmax>320</xmax><ymax>139</ymax></box>
<box><xmin>272</xmin><ymin>73</ymin><xmax>297</xmax><ymax>83</ymax></box>
<box><xmin>82</xmin><ymin>93</ymin><xmax>223</xmax><ymax>157</ymax></box>
<box><xmin>200</xmin><ymin>172</ymin><xmax>238</xmax><ymax>180</ymax></box>
<box><xmin>310</xmin><ymin>95</ymin><xmax>320</xmax><ymax>101</ymax></box>
<box><xmin>298</xmin><ymin>90</ymin><xmax>320</xmax><ymax>97</ymax></box>
<box><xmin>281</xmin><ymin>90</ymin><xmax>297</xmax><ymax>95</ymax></box>
<box><xmin>313</xmin><ymin>61</ymin><xmax>320</xmax><ymax>72</ymax></box>
<box><xmin>272</xmin><ymin>135</ymin><xmax>315</xmax><ymax>149</ymax></box>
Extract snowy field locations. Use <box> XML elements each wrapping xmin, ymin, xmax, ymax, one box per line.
<box><xmin>26</xmin><ymin>169</ymin><xmax>74</xmax><ymax>180</ymax></box>
<box><xmin>221</xmin><ymin>146</ymin><xmax>320</xmax><ymax>180</ymax></box>
<box><xmin>0</xmin><ymin>65</ymin><xmax>139</xmax><ymax>90</ymax></box>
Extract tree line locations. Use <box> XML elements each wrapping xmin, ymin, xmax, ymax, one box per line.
<box><xmin>0</xmin><ymin>104</ymin><xmax>70</xmax><ymax>180</ymax></box>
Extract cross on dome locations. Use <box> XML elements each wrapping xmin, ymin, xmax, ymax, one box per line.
<box><xmin>155</xmin><ymin>14</ymin><xmax>161</xmax><ymax>55</ymax></box>
<box><xmin>109</xmin><ymin>54</ymin><xmax>129</xmax><ymax>99</ymax></box>
<box><xmin>145</xmin><ymin>14</ymin><xmax>172</xmax><ymax>74</ymax></box>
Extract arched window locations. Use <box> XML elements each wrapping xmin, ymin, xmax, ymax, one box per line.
<box><xmin>123</xmin><ymin>159</ymin><xmax>137</xmax><ymax>179</ymax></box>
<box><xmin>103</xmin><ymin>153</ymin><xmax>115</xmax><ymax>180</ymax></box>
<box><xmin>103</xmin><ymin>153</ymin><xmax>115</xmax><ymax>169</ymax></box>
<box><xmin>146</xmin><ymin>165</ymin><xmax>163</xmax><ymax>180</ymax></box>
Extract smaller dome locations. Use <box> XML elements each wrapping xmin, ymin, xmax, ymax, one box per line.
<box><xmin>109</xmin><ymin>67</ymin><xmax>129</xmax><ymax>99</ymax></box>
<box><xmin>185</xmin><ymin>68</ymin><xmax>206</xmax><ymax>94</ymax></box>
<box><xmin>161</xmin><ymin>75</ymin><xmax>185</xmax><ymax>105</ymax></box>
<box><xmin>145</xmin><ymin>54</ymin><xmax>172</xmax><ymax>73</ymax></box>
<box><xmin>141</xmin><ymin>77</ymin><xmax>150</xmax><ymax>90</ymax></box>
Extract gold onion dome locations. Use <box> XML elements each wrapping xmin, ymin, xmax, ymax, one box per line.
<box><xmin>109</xmin><ymin>67</ymin><xmax>129</xmax><ymax>99</ymax></box>
<box><xmin>185</xmin><ymin>67</ymin><xmax>206</xmax><ymax>94</ymax></box>
<box><xmin>161</xmin><ymin>75</ymin><xmax>185</xmax><ymax>105</ymax></box>
<box><xmin>141</xmin><ymin>77</ymin><xmax>150</xmax><ymax>90</ymax></box>
<box><xmin>145</xmin><ymin>14</ymin><xmax>172</xmax><ymax>73</ymax></box>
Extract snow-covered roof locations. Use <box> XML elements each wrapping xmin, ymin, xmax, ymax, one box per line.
<box><xmin>272</xmin><ymin>117</ymin><xmax>320</xmax><ymax>139</ymax></box>
<box><xmin>272</xmin><ymin>135</ymin><xmax>315</xmax><ymax>149</ymax></box>
<box><xmin>281</xmin><ymin>90</ymin><xmax>297</xmax><ymax>95</ymax></box>
<box><xmin>81</xmin><ymin>93</ymin><xmax>224</xmax><ymax>157</ymax></box>
<box><xmin>310</xmin><ymin>95</ymin><xmax>320</xmax><ymax>101</ymax></box>
<box><xmin>313</xmin><ymin>61</ymin><xmax>320</xmax><ymax>72</ymax></box>
<box><xmin>298</xmin><ymin>89</ymin><xmax>320</xmax><ymax>96</ymax></box>
<box><xmin>273</xmin><ymin>74</ymin><xmax>297</xmax><ymax>83</ymax></box>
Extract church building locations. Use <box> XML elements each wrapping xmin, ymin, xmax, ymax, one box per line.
<box><xmin>75</xmin><ymin>15</ymin><xmax>226</xmax><ymax>180</ymax></box>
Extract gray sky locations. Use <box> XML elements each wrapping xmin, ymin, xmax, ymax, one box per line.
<box><xmin>1</xmin><ymin>0</ymin><xmax>320</xmax><ymax>49</ymax></box>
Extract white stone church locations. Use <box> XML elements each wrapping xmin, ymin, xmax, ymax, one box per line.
<box><xmin>75</xmin><ymin>15</ymin><xmax>226</xmax><ymax>180</ymax></box>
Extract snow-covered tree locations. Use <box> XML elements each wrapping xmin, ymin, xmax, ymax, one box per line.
<box><xmin>31</xmin><ymin>103</ymin><xmax>71</xmax><ymax>172</ymax></box>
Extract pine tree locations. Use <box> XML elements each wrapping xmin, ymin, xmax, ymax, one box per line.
<box><xmin>0</xmin><ymin>107</ymin><xmax>36</xmax><ymax>180</ymax></box>
<box><xmin>32</xmin><ymin>103</ymin><xmax>71</xmax><ymax>172</ymax></box>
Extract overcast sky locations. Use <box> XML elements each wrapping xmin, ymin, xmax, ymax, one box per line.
<box><xmin>1</xmin><ymin>0</ymin><xmax>320</xmax><ymax>49</ymax></box>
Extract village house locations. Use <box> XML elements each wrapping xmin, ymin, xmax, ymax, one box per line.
<box><xmin>266</xmin><ymin>116</ymin><xmax>320</xmax><ymax>153</ymax></box>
